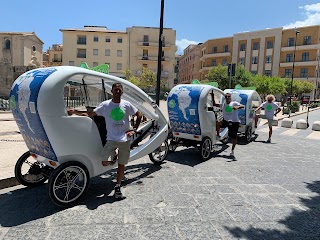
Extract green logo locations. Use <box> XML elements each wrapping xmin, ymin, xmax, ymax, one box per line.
<box><xmin>168</xmin><ymin>99</ymin><xmax>176</xmax><ymax>108</ymax></box>
<box><xmin>9</xmin><ymin>95</ymin><xmax>16</xmax><ymax>110</ymax></box>
<box><xmin>266</xmin><ymin>105</ymin><xmax>272</xmax><ymax>111</ymax></box>
<box><xmin>110</xmin><ymin>107</ymin><xmax>125</xmax><ymax>121</ymax></box>
<box><xmin>225</xmin><ymin>105</ymin><xmax>233</xmax><ymax>113</ymax></box>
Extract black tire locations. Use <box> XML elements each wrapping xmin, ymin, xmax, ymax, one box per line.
<box><xmin>149</xmin><ymin>140</ymin><xmax>169</xmax><ymax>165</ymax></box>
<box><xmin>245</xmin><ymin>126</ymin><xmax>252</xmax><ymax>143</ymax></box>
<box><xmin>48</xmin><ymin>161</ymin><xmax>90</xmax><ymax>207</ymax></box>
<box><xmin>200</xmin><ymin>136</ymin><xmax>212</xmax><ymax>161</ymax></box>
<box><xmin>14</xmin><ymin>151</ymin><xmax>48</xmax><ymax>187</ymax></box>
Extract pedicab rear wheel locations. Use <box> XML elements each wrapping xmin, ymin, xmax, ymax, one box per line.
<box><xmin>245</xmin><ymin>126</ymin><xmax>253</xmax><ymax>143</ymax></box>
<box><xmin>48</xmin><ymin>161</ymin><xmax>90</xmax><ymax>207</ymax></box>
<box><xmin>15</xmin><ymin>151</ymin><xmax>49</xmax><ymax>187</ymax></box>
<box><xmin>149</xmin><ymin>140</ymin><xmax>169</xmax><ymax>165</ymax></box>
<box><xmin>167</xmin><ymin>132</ymin><xmax>178</xmax><ymax>152</ymax></box>
<box><xmin>200</xmin><ymin>136</ymin><xmax>212</xmax><ymax>161</ymax></box>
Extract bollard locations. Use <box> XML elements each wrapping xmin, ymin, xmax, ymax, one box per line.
<box><xmin>296</xmin><ymin>119</ymin><xmax>308</xmax><ymax>129</ymax></box>
<box><xmin>312</xmin><ymin>121</ymin><xmax>320</xmax><ymax>131</ymax></box>
<box><xmin>281</xmin><ymin>118</ymin><xmax>293</xmax><ymax>128</ymax></box>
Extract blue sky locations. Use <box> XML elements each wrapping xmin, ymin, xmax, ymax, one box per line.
<box><xmin>1</xmin><ymin>0</ymin><xmax>320</xmax><ymax>54</ymax></box>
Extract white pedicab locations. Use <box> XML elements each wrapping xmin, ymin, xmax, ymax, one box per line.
<box><xmin>10</xmin><ymin>66</ymin><xmax>168</xmax><ymax>206</ymax></box>
<box><xmin>223</xmin><ymin>89</ymin><xmax>262</xmax><ymax>142</ymax></box>
<box><xmin>166</xmin><ymin>84</ymin><xmax>228</xmax><ymax>161</ymax></box>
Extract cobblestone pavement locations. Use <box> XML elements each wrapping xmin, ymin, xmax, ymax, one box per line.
<box><xmin>0</xmin><ymin>125</ymin><xmax>320</xmax><ymax>239</ymax></box>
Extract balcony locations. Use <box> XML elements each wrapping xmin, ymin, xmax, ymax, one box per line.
<box><xmin>200</xmin><ymin>52</ymin><xmax>231</xmax><ymax>61</ymax></box>
<box><xmin>280</xmin><ymin>61</ymin><xmax>318</xmax><ymax>67</ymax></box>
<box><xmin>137</xmin><ymin>41</ymin><xmax>171</xmax><ymax>48</ymax></box>
<box><xmin>281</xmin><ymin>43</ymin><xmax>320</xmax><ymax>52</ymax></box>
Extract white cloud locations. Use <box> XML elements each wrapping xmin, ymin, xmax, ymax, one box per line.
<box><xmin>176</xmin><ymin>38</ymin><xmax>199</xmax><ymax>54</ymax></box>
<box><xmin>284</xmin><ymin>3</ymin><xmax>320</xmax><ymax>29</ymax></box>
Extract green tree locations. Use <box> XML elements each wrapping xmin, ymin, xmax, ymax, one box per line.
<box><xmin>205</xmin><ymin>64</ymin><xmax>229</xmax><ymax>89</ymax></box>
<box><xmin>300</xmin><ymin>81</ymin><xmax>314</xmax><ymax>95</ymax></box>
<box><xmin>123</xmin><ymin>69</ymin><xmax>141</xmax><ymax>87</ymax></box>
<box><xmin>233</xmin><ymin>65</ymin><xmax>254</xmax><ymax>87</ymax></box>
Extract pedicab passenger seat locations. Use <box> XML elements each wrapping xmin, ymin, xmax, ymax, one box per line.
<box><xmin>93</xmin><ymin>116</ymin><xmax>107</xmax><ymax>147</ymax></box>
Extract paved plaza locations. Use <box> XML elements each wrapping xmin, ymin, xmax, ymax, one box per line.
<box><xmin>0</xmin><ymin>102</ymin><xmax>320</xmax><ymax>239</ymax></box>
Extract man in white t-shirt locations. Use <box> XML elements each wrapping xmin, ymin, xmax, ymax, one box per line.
<box><xmin>218</xmin><ymin>93</ymin><xmax>245</xmax><ymax>157</ymax></box>
<box><xmin>254</xmin><ymin>94</ymin><xmax>281</xmax><ymax>143</ymax></box>
<box><xmin>68</xmin><ymin>83</ymin><xmax>142</xmax><ymax>199</ymax></box>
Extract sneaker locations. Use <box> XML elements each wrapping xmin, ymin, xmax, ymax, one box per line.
<box><xmin>266</xmin><ymin>138</ymin><xmax>271</xmax><ymax>143</ymax></box>
<box><xmin>114</xmin><ymin>186</ymin><xmax>123</xmax><ymax>199</ymax></box>
<box><xmin>230</xmin><ymin>151</ymin><xmax>234</xmax><ymax>157</ymax></box>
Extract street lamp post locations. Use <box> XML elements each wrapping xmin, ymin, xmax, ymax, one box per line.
<box><xmin>289</xmin><ymin>29</ymin><xmax>300</xmax><ymax>118</ymax></box>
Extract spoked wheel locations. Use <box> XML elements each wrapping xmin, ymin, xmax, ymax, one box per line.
<box><xmin>149</xmin><ymin>140</ymin><xmax>169</xmax><ymax>165</ymax></box>
<box><xmin>14</xmin><ymin>151</ymin><xmax>49</xmax><ymax>187</ymax></box>
<box><xmin>200</xmin><ymin>136</ymin><xmax>212</xmax><ymax>161</ymax></box>
<box><xmin>245</xmin><ymin>126</ymin><xmax>252</xmax><ymax>143</ymax></box>
<box><xmin>48</xmin><ymin>161</ymin><xmax>90</xmax><ymax>207</ymax></box>
<box><xmin>167</xmin><ymin>132</ymin><xmax>178</xmax><ymax>152</ymax></box>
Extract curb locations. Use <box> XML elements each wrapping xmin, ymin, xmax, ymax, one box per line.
<box><xmin>0</xmin><ymin>177</ymin><xmax>20</xmax><ymax>190</ymax></box>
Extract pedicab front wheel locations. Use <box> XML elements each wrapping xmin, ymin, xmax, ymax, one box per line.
<box><xmin>200</xmin><ymin>136</ymin><xmax>212</xmax><ymax>161</ymax></box>
<box><xmin>48</xmin><ymin>161</ymin><xmax>90</xmax><ymax>207</ymax></box>
<box><xmin>149</xmin><ymin>140</ymin><xmax>169</xmax><ymax>165</ymax></box>
<box><xmin>167</xmin><ymin>132</ymin><xmax>178</xmax><ymax>152</ymax></box>
<box><xmin>245</xmin><ymin>126</ymin><xmax>253</xmax><ymax>143</ymax></box>
<box><xmin>14</xmin><ymin>151</ymin><xmax>49</xmax><ymax>187</ymax></box>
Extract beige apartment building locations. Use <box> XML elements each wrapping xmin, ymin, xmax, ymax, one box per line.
<box><xmin>60</xmin><ymin>25</ymin><xmax>177</xmax><ymax>88</ymax></box>
<box><xmin>181</xmin><ymin>25</ymin><xmax>320</xmax><ymax>99</ymax></box>
<box><xmin>127</xmin><ymin>26</ymin><xmax>176</xmax><ymax>88</ymax></box>
<box><xmin>179</xmin><ymin>44</ymin><xmax>201</xmax><ymax>84</ymax></box>
<box><xmin>0</xmin><ymin>32</ymin><xmax>43</xmax><ymax>98</ymax></box>
<box><xmin>43</xmin><ymin>44</ymin><xmax>63</xmax><ymax>67</ymax></box>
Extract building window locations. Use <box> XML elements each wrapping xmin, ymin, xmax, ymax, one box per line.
<box><xmin>222</xmin><ymin>59</ymin><xmax>228</xmax><ymax>66</ymax></box>
<box><xmin>142</xmin><ymin>49</ymin><xmax>148</xmax><ymax>59</ymax></box>
<box><xmin>267</xmin><ymin>41</ymin><xmax>273</xmax><ymax>49</ymax></box>
<box><xmin>251</xmin><ymin>71</ymin><xmax>257</xmax><ymax>75</ymax></box>
<box><xmin>93</xmin><ymin>49</ymin><xmax>98</xmax><ymax>56</ymax></box>
<box><xmin>287</xmin><ymin>38</ymin><xmax>294</xmax><ymax>47</ymax></box>
<box><xmin>105</xmin><ymin>37</ymin><xmax>111</xmax><ymax>42</ymax></box>
<box><xmin>93</xmin><ymin>62</ymin><xmax>98</xmax><ymax>67</ymax></box>
<box><xmin>117</xmin><ymin>50</ymin><xmax>122</xmax><ymax>57</ymax></box>
<box><xmin>117</xmin><ymin>37</ymin><xmax>122</xmax><ymax>43</ymax></box>
<box><xmin>265</xmin><ymin>70</ymin><xmax>271</xmax><ymax>76</ymax></box>
<box><xmin>285</xmin><ymin>69</ymin><xmax>292</xmax><ymax>78</ymax></box>
<box><xmin>143</xmin><ymin>63</ymin><xmax>148</xmax><ymax>69</ymax></box>
<box><xmin>266</xmin><ymin>55</ymin><xmax>272</xmax><ymax>63</ymax></box>
<box><xmin>300</xmin><ymin>68</ymin><xmax>308</xmax><ymax>78</ymax></box>
<box><xmin>253</xmin><ymin>42</ymin><xmax>259</xmax><ymax>50</ymax></box>
<box><xmin>240</xmin><ymin>43</ymin><xmax>246</xmax><ymax>51</ymax></box>
<box><xmin>105</xmin><ymin>49</ymin><xmax>110</xmax><ymax>56</ymax></box>
<box><xmin>69</xmin><ymin>61</ymin><xmax>75</xmax><ymax>66</ymax></box>
<box><xmin>252</xmin><ymin>56</ymin><xmax>258</xmax><ymax>64</ymax></box>
<box><xmin>302</xmin><ymin>52</ymin><xmax>309</xmax><ymax>62</ymax></box>
<box><xmin>32</xmin><ymin>45</ymin><xmax>36</xmax><ymax>52</ymax></box>
<box><xmin>93</xmin><ymin>36</ymin><xmax>99</xmax><ymax>42</ymax></box>
<box><xmin>77</xmin><ymin>36</ymin><xmax>87</xmax><ymax>45</ymax></box>
<box><xmin>286</xmin><ymin>54</ymin><xmax>293</xmax><ymax>62</ymax></box>
<box><xmin>4</xmin><ymin>39</ymin><xmax>10</xmax><ymax>50</ymax></box>
<box><xmin>239</xmin><ymin>57</ymin><xmax>245</xmax><ymax>65</ymax></box>
<box><xmin>303</xmin><ymin>36</ymin><xmax>311</xmax><ymax>45</ymax></box>
<box><xmin>77</xmin><ymin>49</ymin><xmax>86</xmax><ymax>58</ymax></box>
<box><xmin>143</xmin><ymin>35</ymin><xmax>149</xmax><ymax>46</ymax></box>
<box><xmin>117</xmin><ymin>63</ymin><xmax>122</xmax><ymax>70</ymax></box>
<box><xmin>211</xmin><ymin>59</ymin><xmax>217</xmax><ymax>66</ymax></box>
<box><xmin>213</xmin><ymin>46</ymin><xmax>217</xmax><ymax>53</ymax></box>
<box><xmin>223</xmin><ymin>45</ymin><xmax>228</xmax><ymax>52</ymax></box>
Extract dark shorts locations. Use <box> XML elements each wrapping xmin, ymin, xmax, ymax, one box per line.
<box><xmin>221</xmin><ymin>120</ymin><xmax>240</xmax><ymax>139</ymax></box>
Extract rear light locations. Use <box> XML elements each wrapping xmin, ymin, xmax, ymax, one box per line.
<box><xmin>30</xmin><ymin>153</ymin><xmax>37</xmax><ymax>158</ymax></box>
<box><xmin>49</xmin><ymin>161</ymin><xmax>57</xmax><ymax>167</ymax></box>
<box><xmin>173</xmin><ymin>132</ymin><xmax>179</xmax><ymax>135</ymax></box>
<box><xmin>194</xmin><ymin>135</ymin><xmax>200</xmax><ymax>139</ymax></box>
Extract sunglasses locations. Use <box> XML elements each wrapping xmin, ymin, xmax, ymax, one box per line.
<box><xmin>225</xmin><ymin>96</ymin><xmax>231</xmax><ymax>98</ymax></box>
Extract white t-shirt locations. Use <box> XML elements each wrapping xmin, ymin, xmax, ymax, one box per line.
<box><xmin>222</xmin><ymin>101</ymin><xmax>241</xmax><ymax>122</ymax></box>
<box><xmin>260</xmin><ymin>101</ymin><xmax>279</xmax><ymax>119</ymax></box>
<box><xmin>94</xmin><ymin>99</ymin><xmax>138</xmax><ymax>142</ymax></box>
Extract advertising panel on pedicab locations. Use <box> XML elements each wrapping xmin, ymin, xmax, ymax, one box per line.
<box><xmin>167</xmin><ymin>85</ymin><xmax>204</xmax><ymax>136</ymax></box>
<box><xmin>9</xmin><ymin>68</ymin><xmax>58</xmax><ymax>161</ymax></box>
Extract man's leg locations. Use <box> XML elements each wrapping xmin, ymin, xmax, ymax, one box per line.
<box><xmin>116</xmin><ymin>164</ymin><xmax>125</xmax><ymax>185</ymax></box>
<box><xmin>231</xmin><ymin>137</ymin><xmax>237</xmax><ymax>151</ymax></box>
<box><xmin>269</xmin><ymin>126</ymin><xmax>272</xmax><ymax>139</ymax></box>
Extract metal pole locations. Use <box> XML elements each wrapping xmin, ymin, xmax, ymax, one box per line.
<box><xmin>229</xmin><ymin>64</ymin><xmax>232</xmax><ymax>88</ymax></box>
<box><xmin>315</xmin><ymin>54</ymin><xmax>320</xmax><ymax>100</ymax></box>
<box><xmin>289</xmin><ymin>30</ymin><xmax>299</xmax><ymax>117</ymax></box>
<box><xmin>155</xmin><ymin>0</ymin><xmax>164</xmax><ymax>106</ymax></box>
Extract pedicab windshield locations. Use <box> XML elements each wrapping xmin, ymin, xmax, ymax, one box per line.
<box><xmin>65</xmin><ymin>74</ymin><xmax>156</xmax><ymax>117</ymax></box>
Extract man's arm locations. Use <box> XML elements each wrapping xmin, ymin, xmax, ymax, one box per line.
<box><xmin>67</xmin><ymin>108</ymin><xmax>97</xmax><ymax>117</ymax></box>
<box><xmin>233</xmin><ymin>103</ymin><xmax>245</xmax><ymax>110</ymax></box>
<box><xmin>133</xmin><ymin>111</ymin><xmax>142</xmax><ymax>131</ymax></box>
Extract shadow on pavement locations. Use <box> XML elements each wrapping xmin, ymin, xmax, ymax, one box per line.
<box><xmin>0</xmin><ymin>163</ymin><xmax>161</xmax><ymax>227</ymax></box>
<box><xmin>225</xmin><ymin>180</ymin><xmax>320</xmax><ymax>239</ymax></box>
